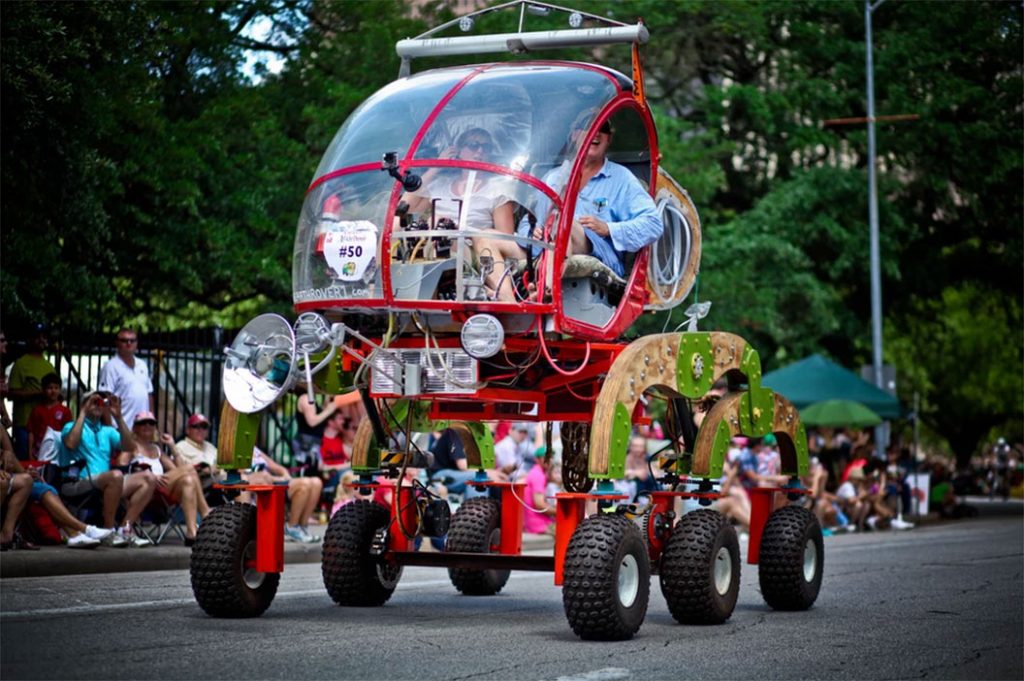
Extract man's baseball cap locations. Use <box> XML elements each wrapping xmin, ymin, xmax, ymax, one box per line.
<box><xmin>187</xmin><ymin>413</ymin><xmax>210</xmax><ymax>427</ymax></box>
<box><xmin>513</xmin><ymin>422</ymin><xmax>530</xmax><ymax>432</ymax></box>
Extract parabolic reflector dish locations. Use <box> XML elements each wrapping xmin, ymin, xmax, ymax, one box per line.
<box><xmin>223</xmin><ymin>313</ymin><xmax>297</xmax><ymax>413</ymax></box>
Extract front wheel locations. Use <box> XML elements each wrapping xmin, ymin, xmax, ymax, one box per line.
<box><xmin>322</xmin><ymin>499</ymin><xmax>402</xmax><ymax>606</ymax></box>
<box><xmin>659</xmin><ymin>509</ymin><xmax>740</xmax><ymax>624</ymax></box>
<box><xmin>190</xmin><ymin>503</ymin><xmax>280</xmax><ymax>618</ymax></box>
<box><xmin>758</xmin><ymin>505</ymin><xmax>824</xmax><ymax>610</ymax></box>
<box><xmin>562</xmin><ymin>514</ymin><xmax>650</xmax><ymax>641</ymax></box>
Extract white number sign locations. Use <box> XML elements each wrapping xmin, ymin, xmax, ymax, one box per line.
<box><xmin>322</xmin><ymin>220</ymin><xmax>378</xmax><ymax>282</ymax></box>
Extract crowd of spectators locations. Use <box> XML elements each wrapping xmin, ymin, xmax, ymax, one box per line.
<box><xmin>2</xmin><ymin>322</ymin><xmax>1019</xmax><ymax>554</ymax></box>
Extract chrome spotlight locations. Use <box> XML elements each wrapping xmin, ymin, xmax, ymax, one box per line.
<box><xmin>460</xmin><ymin>313</ymin><xmax>505</xmax><ymax>359</ymax></box>
<box><xmin>223</xmin><ymin>314</ymin><xmax>297</xmax><ymax>413</ymax></box>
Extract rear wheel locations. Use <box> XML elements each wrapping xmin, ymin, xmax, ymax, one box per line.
<box><xmin>190</xmin><ymin>503</ymin><xmax>280</xmax><ymax>618</ymax></box>
<box><xmin>758</xmin><ymin>505</ymin><xmax>823</xmax><ymax>610</ymax></box>
<box><xmin>322</xmin><ymin>499</ymin><xmax>402</xmax><ymax>606</ymax></box>
<box><xmin>446</xmin><ymin>498</ymin><xmax>509</xmax><ymax>595</ymax></box>
<box><xmin>659</xmin><ymin>509</ymin><xmax>740</xmax><ymax>624</ymax></box>
<box><xmin>563</xmin><ymin>514</ymin><xmax>650</xmax><ymax>641</ymax></box>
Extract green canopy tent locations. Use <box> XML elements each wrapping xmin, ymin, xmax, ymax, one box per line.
<box><xmin>762</xmin><ymin>354</ymin><xmax>903</xmax><ymax>419</ymax></box>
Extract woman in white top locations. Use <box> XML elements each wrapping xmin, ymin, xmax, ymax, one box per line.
<box><xmin>119</xmin><ymin>411</ymin><xmax>209</xmax><ymax>544</ymax></box>
<box><xmin>405</xmin><ymin>128</ymin><xmax>524</xmax><ymax>301</ymax></box>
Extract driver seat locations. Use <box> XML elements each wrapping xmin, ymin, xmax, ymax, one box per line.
<box><xmin>561</xmin><ymin>255</ymin><xmax>627</xmax><ymax>327</ymax></box>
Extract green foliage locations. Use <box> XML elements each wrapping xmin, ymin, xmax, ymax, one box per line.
<box><xmin>888</xmin><ymin>285</ymin><xmax>1024</xmax><ymax>464</ymax></box>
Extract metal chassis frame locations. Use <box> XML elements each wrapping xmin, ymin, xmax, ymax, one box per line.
<box><xmin>233</xmin><ymin>478</ymin><xmax>809</xmax><ymax>585</ymax></box>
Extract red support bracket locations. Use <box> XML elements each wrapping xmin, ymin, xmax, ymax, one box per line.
<box><xmin>646</xmin><ymin>491</ymin><xmax>677</xmax><ymax>561</ymax></box>
<box><xmin>553</xmin><ymin>493</ymin><xmax>589</xmax><ymax>586</ymax></box>
<box><xmin>387</xmin><ymin>480</ymin><xmax>418</xmax><ymax>553</ymax></box>
<box><xmin>746</xmin><ymin>488</ymin><xmax>774</xmax><ymax>565</ymax></box>
<box><xmin>745</xmin><ymin>486</ymin><xmax>811</xmax><ymax>564</ymax></box>
<box><xmin>252</xmin><ymin>484</ymin><xmax>287</xmax><ymax>573</ymax></box>
<box><xmin>499</xmin><ymin>483</ymin><xmax>526</xmax><ymax>555</ymax></box>
<box><xmin>456</xmin><ymin>480</ymin><xmax>526</xmax><ymax>555</ymax></box>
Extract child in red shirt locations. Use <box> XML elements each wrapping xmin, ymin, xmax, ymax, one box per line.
<box><xmin>26</xmin><ymin>373</ymin><xmax>72</xmax><ymax>458</ymax></box>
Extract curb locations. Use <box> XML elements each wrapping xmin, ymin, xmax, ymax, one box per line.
<box><xmin>0</xmin><ymin>532</ymin><xmax>556</xmax><ymax>580</ymax></box>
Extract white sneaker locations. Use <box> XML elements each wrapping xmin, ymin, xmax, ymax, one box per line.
<box><xmin>120</xmin><ymin>526</ymin><xmax>152</xmax><ymax>548</ymax></box>
<box><xmin>866</xmin><ymin>516</ymin><xmax>878</xmax><ymax>530</ymax></box>
<box><xmin>67</xmin><ymin>533</ymin><xmax>100</xmax><ymax>549</ymax></box>
<box><xmin>128</xmin><ymin>534</ymin><xmax>153</xmax><ymax>548</ymax></box>
<box><xmin>103</xmin><ymin>531</ymin><xmax>129</xmax><ymax>548</ymax></box>
<box><xmin>85</xmin><ymin>525</ymin><xmax>114</xmax><ymax>541</ymax></box>
<box><xmin>891</xmin><ymin>518</ymin><xmax>915</xmax><ymax>530</ymax></box>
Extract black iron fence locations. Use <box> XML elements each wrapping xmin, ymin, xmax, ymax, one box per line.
<box><xmin>41</xmin><ymin>327</ymin><xmax>298</xmax><ymax>465</ymax></box>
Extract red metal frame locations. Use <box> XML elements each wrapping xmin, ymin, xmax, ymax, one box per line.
<box><xmin>552</xmin><ymin>96</ymin><xmax>660</xmax><ymax>341</ymax></box>
<box><xmin>322</xmin><ymin>334</ymin><xmax>623</xmax><ymax>421</ymax></box>
<box><xmin>553</xmin><ymin>493</ymin><xmax>588</xmax><ymax>585</ymax></box>
<box><xmin>305</xmin><ymin>162</ymin><xmax>392</xmax><ymax>196</ymax></box>
<box><xmin>220</xmin><ymin>483</ymin><xmax>288</xmax><ymax>574</ymax></box>
<box><xmin>552</xmin><ymin>492</ymin><xmax>628</xmax><ymax>585</ymax></box>
<box><xmin>646</xmin><ymin>491</ymin><xmax>676</xmax><ymax>561</ymax></box>
<box><xmin>745</xmin><ymin>487</ymin><xmax>812</xmax><ymax>565</ymax></box>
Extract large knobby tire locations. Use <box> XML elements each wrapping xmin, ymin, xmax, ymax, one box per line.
<box><xmin>563</xmin><ymin>513</ymin><xmax>651</xmax><ymax>641</ymax></box>
<box><xmin>322</xmin><ymin>499</ymin><xmax>402</xmax><ymax>606</ymax></box>
<box><xmin>446</xmin><ymin>498</ymin><xmax>510</xmax><ymax>595</ymax></box>
<box><xmin>659</xmin><ymin>509</ymin><xmax>740</xmax><ymax>625</ymax></box>
<box><xmin>190</xmin><ymin>503</ymin><xmax>280</xmax><ymax>618</ymax></box>
<box><xmin>758</xmin><ymin>504</ymin><xmax>824</xmax><ymax>610</ymax></box>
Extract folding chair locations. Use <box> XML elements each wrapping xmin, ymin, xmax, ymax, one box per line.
<box><xmin>135</xmin><ymin>490</ymin><xmax>191</xmax><ymax>546</ymax></box>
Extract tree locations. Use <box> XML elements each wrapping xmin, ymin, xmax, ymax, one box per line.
<box><xmin>888</xmin><ymin>285</ymin><xmax>1023</xmax><ymax>467</ymax></box>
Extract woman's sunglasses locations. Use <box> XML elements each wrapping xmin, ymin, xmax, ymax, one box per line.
<box><xmin>462</xmin><ymin>141</ymin><xmax>493</xmax><ymax>153</ymax></box>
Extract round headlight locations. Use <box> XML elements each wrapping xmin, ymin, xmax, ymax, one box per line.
<box><xmin>460</xmin><ymin>314</ymin><xmax>505</xmax><ymax>359</ymax></box>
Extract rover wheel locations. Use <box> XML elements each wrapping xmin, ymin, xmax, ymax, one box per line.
<box><xmin>659</xmin><ymin>509</ymin><xmax>740</xmax><ymax>624</ymax></box>
<box><xmin>322</xmin><ymin>499</ymin><xmax>402</xmax><ymax>606</ymax></box>
<box><xmin>446</xmin><ymin>498</ymin><xmax>510</xmax><ymax>595</ymax></box>
<box><xmin>563</xmin><ymin>513</ymin><xmax>650</xmax><ymax>641</ymax></box>
<box><xmin>758</xmin><ymin>505</ymin><xmax>823</xmax><ymax>610</ymax></box>
<box><xmin>190</xmin><ymin>503</ymin><xmax>280</xmax><ymax>618</ymax></box>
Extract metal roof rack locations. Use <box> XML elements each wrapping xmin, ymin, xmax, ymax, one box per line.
<box><xmin>395</xmin><ymin>0</ymin><xmax>648</xmax><ymax>77</ymax></box>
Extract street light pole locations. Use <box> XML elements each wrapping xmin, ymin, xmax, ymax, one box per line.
<box><xmin>866</xmin><ymin>0</ymin><xmax>886</xmax><ymax>460</ymax></box>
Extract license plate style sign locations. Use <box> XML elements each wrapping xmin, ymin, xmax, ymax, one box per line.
<box><xmin>322</xmin><ymin>221</ymin><xmax>378</xmax><ymax>282</ymax></box>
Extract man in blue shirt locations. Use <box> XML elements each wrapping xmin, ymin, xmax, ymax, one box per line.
<box><xmin>61</xmin><ymin>391</ymin><xmax>154</xmax><ymax>547</ymax></box>
<box><xmin>525</xmin><ymin>120</ymin><xmax>663</xmax><ymax>278</ymax></box>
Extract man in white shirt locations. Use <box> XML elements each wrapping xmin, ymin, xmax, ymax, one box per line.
<box><xmin>494</xmin><ymin>423</ymin><xmax>534</xmax><ymax>479</ymax></box>
<box><xmin>97</xmin><ymin>327</ymin><xmax>153</xmax><ymax>428</ymax></box>
<box><xmin>174</xmin><ymin>412</ymin><xmax>221</xmax><ymax>478</ymax></box>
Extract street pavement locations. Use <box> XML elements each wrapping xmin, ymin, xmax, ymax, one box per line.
<box><xmin>0</xmin><ymin>497</ymin><xmax>1018</xmax><ymax>579</ymax></box>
